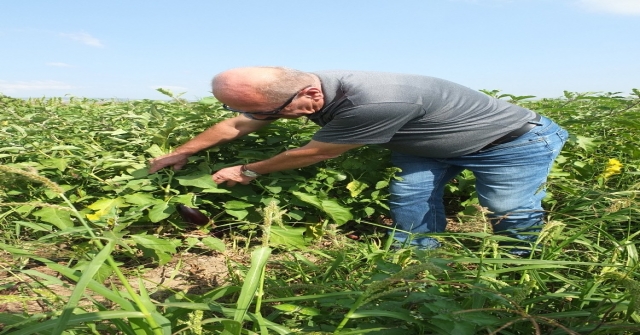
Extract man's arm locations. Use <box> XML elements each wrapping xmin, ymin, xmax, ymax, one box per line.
<box><xmin>212</xmin><ymin>140</ymin><xmax>363</xmax><ymax>186</ymax></box>
<box><xmin>246</xmin><ymin>141</ymin><xmax>363</xmax><ymax>173</ymax></box>
<box><xmin>148</xmin><ymin>115</ymin><xmax>272</xmax><ymax>173</ymax></box>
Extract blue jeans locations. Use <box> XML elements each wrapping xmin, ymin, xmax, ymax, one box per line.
<box><xmin>389</xmin><ymin>116</ymin><xmax>568</xmax><ymax>248</ymax></box>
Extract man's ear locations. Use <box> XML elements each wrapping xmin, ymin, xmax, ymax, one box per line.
<box><xmin>305</xmin><ymin>87</ymin><xmax>323</xmax><ymax>101</ymax></box>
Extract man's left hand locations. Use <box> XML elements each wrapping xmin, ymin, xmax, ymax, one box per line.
<box><xmin>212</xmin><ymin>165</ymin><xmax>256</xmax><ymax>186</ymax></box>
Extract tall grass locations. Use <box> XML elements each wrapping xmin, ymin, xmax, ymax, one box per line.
<box><xmin>1</xmin><ymin>90</ymin><xmax>639</xmax><ymax>334</ymax></box>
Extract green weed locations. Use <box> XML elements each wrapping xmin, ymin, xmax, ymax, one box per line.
<box><xmin>1</xmin><ymin>89</ymin><xmax>639</xmax><ymax>334</ymax></box>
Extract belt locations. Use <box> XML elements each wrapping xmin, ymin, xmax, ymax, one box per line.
<box><xmin>482</xmin><ymin>113</ymin><xmax>542</xmax><ymax>149</ymax></box>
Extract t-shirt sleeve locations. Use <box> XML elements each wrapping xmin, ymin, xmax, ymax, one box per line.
<box><xmin>312</xmin><ymin>102</ymin><xmax>423</xmax><ymax>145</ymax></box>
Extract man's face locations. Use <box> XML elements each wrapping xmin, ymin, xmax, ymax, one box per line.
<box><xmin>221</xmin><ymin>86</ymin><xmax>323</xmax><ymax>120</ymax></box>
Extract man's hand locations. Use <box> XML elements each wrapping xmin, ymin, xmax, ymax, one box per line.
<box><xmin>148</xmin><ymin>152</ymin><xmax>190</xmax><ymax>173</ymax></box>
<box><xmin>212</xmin><ymin>165</ymin><xmax>256</xmax><ymax>186</ymax></box>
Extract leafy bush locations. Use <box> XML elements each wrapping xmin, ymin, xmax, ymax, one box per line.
<box><xmin>1</xmin><ymin>88</ymin><xmax>640</xmax><ymax>334</ymax></box>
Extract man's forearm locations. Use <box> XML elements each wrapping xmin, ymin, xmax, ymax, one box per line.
<box><xmin>245</xmin><ymin>150</ymin><xmax>328</xmax><ymax>174</ymax></box>
<box><xmin>175</xmin><ymin>124</ymin><xmax>237</xmax><ymax>154</ymax></box>
<box><xmin>244</xmin><ymin>142</ymin><xmax>363</xmax><ymax>175</ymax></box>
<box><xmin>175</xmin><ymin>116</ymin><xmax>269</xmax><ymax>155</ymax></box>
<box><xmin>210</xmin><ymin>141</ymin><xmax>362</xmax><ymax>186</ymax></box>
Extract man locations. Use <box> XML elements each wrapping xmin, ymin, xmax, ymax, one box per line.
<box><xmin>149</xmin><ymin>66</ymin><xmax>568</xmax><ymax>254</ymax></box>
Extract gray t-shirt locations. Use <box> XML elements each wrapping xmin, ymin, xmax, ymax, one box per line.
<box><xmin>309</xmin><ymin>70</ymin><xmax>536</xmax><ymax>158</ymax></box>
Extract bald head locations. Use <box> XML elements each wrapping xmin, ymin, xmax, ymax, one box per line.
<box><xmin>211</xmin><ymin>66</ymin><xmax>315</xmax><ymax>107</ymax></box>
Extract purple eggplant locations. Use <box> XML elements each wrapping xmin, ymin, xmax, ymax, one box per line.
<box><xmin>176</xmin><ymin>204</ymin><xmax>210</xmax><ymax>225</ymax></box>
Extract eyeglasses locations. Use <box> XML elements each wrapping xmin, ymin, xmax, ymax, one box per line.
<box><xmin>222</xmin><ymin>85</ymin><xmax>312</xmax><ymax>116</ymax></box>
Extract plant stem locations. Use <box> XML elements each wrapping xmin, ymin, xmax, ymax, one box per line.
<box><xmin>164</xmin><ymin>170</ymin><xmax>174</xmax><ymax>200</ymax></box>
<box><xmin>334</xmin><ymin>294</ymin><xmax>367</xmax><ymax>333</ymax></box>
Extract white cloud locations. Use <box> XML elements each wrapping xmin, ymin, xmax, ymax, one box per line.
<box><xmin>47</xmin><ymin>62</ymin><xmax>72</xmax><ymax>68</ymax></box>
<box><xmin>453</xmin><ymin>0</ymin><xmax>640</xmax><ymax>14</ymax></box>
<box><xmin>0</xmin><ymin>80</ymin><xmax>75</xmax><ymax>93</ymax></box>
<box><xmin>60</xmin><ymin>32</ymin><xmax>104</xmax><ymax>47</ymax></box>
<box><xmin>576</xmin><ymin>0</ymin><xmax>640</xmax><ymax>15</ymax></box>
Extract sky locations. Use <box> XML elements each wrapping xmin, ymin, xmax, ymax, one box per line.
<box><xmin>1</xmin><ymin>0</ymin><xmax>639</xmax><ymax>100</ymax></box>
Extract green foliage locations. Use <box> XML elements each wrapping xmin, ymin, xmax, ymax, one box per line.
<box><xmin>0</xmin><ymin>94</ymin><xmax>393</xmax><ymax>243</ymax></box>
<box><xmin>1</xmin><ymin>89</ymin><xmax>640</xmax><ymax>334</ymax></box>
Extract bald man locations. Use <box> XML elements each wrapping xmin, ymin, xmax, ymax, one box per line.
<box><xmin>149</xmin><ymin>67</ymin><xmax>568</xmax><ymax>255</ymax></box>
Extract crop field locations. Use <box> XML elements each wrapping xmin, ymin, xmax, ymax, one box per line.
<box><xmin>1</xmin><ymin>88</ymin><xmax>639</xmax><ymax>334</ymax></box>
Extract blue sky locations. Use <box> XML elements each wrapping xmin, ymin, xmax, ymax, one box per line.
<box><xmin>1</xmin><ymin>0</ymin><xmax>639</xmax><ymax>100</ymax></box>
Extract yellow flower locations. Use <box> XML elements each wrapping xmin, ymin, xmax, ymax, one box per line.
<box><xmin>602</xmin><ymin>158</ymin><xmax>623</xmax><ymax>179</ymax></box>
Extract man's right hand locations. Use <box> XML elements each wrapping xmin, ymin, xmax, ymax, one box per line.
<box><xmin>148</xmin><ymin>152</ymin><xmax>190</xmax><ymax>173</ymax></box>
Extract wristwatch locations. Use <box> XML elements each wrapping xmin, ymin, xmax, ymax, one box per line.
<box><xmin>240</xmin><ymin>164</ymin><xmax>261</xmax><ymax>178</ymax></box>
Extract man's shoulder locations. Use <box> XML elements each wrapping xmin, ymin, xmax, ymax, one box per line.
<box><xmin>313</xmin><ymin>70</ymin><xmax>452</xmax><ymax>88</ymax></box>
<box><xmin>313</xmin><ymin>70</ymin><xmax>424</xmax><ymax>79</ymax></box>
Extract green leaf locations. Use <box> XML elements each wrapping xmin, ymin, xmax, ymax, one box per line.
<box><xmin>172</xmin><ymin>193</ymin><xmax>195</xmax><ymax>204</ymax></box>
<box><xmin>225</xmin><ymin>209</ymin><xmax>248</xmax><ymax>220</ymax></box>
<box><xmin>429</xmin><ymin>318</ymin><xmax>476</xmax><ymax>335</ymax></box>
<box><xmin>145</xmin><ymin>144</ymin><xmax>166</xmax><ymax>158</ymax></box>
<box><xmin>375</xmin><ymin>180</ymin><xmax>389</xmax><ymax>189</ymax></box>
<box><xmin>123</xmin><ymin>192</ymin><xmax>161</xmax><ymax>206</ymax></box>
<box><xmin>53</xmin><ymin>241</ymin><xmax>115</xmax><ymax>335</ymax></box>
<box><xmin>291</xmin><ymin>191</ymin><xmax>322</xmax><ymax>208</ymax></box>
<box><xmin>0</xmin><ymin>146</ymin><xmax>25</xmax><ymax>152</ymax></box>
<box><xmin>222</xmin><ymin>200</ymin><xmax>253</xmax><ymax>220</ymax></box>
<box><xmin>72</xmin><ymin>260</ymin><xmax>114</xmax><ymax>284</ymax></box>
<box><xmin>202</xmin><ymin>187</ymin><xmax>232</xmax><ymax>194</ymax></box>
<box><xmin>185</xmin><ymin>237</ymin><xmax>200</xmax><ymax>248</ymax></box>
<box><xmin>320</xmin><ymin>199</ymin><xmax>353</xmax><ymax>225</ymax></box>
<box><xmin>16</xmin><ymin>221</ymin><xmax>52</xmax><ymax>232</ymax></box>
<box><xmin>85</xmin><ymin>197</ymin><xmax>126</xmax><ymax>221</ymax></box>
<box><xmin>130</xmin><ymin>234</ymin><xmax>178</xmax><ymax>253</ymax></box>
<box><xmin>201</xmin><ymin>236</ymin><xmax>226</xmax><ymax>252</ymax></box>
<box><xmin>224</xmin><ymin>200</ymin><xmax>253</xmax><ymax>209</ymax></box>
<box><xmin>156</xmin><ymin>87</ymin><xmax>176</xmax><ymax>98</ymax></box>
<box><xmin>10</xmin><ymin>124</ymin><xmax>27</xmax><ymax>136</ymax></box>
<box><xmin>270</xmin><ymin>225</ymin><xmax>308</xmax><ymax>249</ymax></box>
<box><xmin>221</xmin><ymin>320</ymin><xmax>242</xmax><ymax>335</ymax></box>
<box><xmin>575</xmin><ymin>135</ymin><xmax>598</xmax><ymax>152</ymax></box>
<box><xmin>234</xmin><ymin>247</ymin><xmax>271</xmax><ymax>323</ymax></box>
<box><xmin>32</xmin><ymin>207</ymin><xmax>74</xmax><ymax>229</ymax></box>
<box><xmin>349</xmin><ymin>309</ymin><xmax>421</xmax><ymax>325</ymax></box>
<box><xmin>292</xmin><ymin>191</ymin><xmax>353</xmax><ymax>225</ymax></box>
<box><xmin>613</xmin><ymin>118</ymin><xmax>640</xmax><ymax>129</ymax></box>
<box><xmin>273</xmin><ymin>303</ymin><xmax>321</xmax><ymax>316</ymax></box>
<box><xmin>0</xmin><ymin>242</ymin><xmax>36</xmax><ymax>257</ymax></box>
<box><xmin>130</xmin><ymin>167</ymin><xmax>150</xmax><ymax>178</ymax></box>
<box><xmin>364</xmin><ymin>207</ymin><xmax>375</xmax><ymax>216</ymax></box>
<box><xmin>130</xmin><ymin>234</ymin><xmax>179</xmax><ymax>265</ymax></box>
<box><xmin>50</xmin><ymin>145</ymin><xmax>82</xmax><ymax>151</ymax></box>
<box><xmin>44</xmin><ymin>260</ymin><xmax>136</xmax><ymax>311</ymax></box>
<box><xmin>40</xmin><ymin>157</ymin><xmax>68</xmax><ymax>171</ymax></box>
<box><xmin>346</xmin><ymin>180</ymin><xmax>368</xmax><ymax>197</ymax></box>
<box><xmin>176</xmin><ymin>173</ymin><xmax>218</xmax><ymax>188</ymax></box>
<box><xmin>6</xmin><ymin>311</ymin><xmax>147</xmax><ymax>335</ymax></box>
<box><xmin>148</xmin><ymin>202</ymin><xmax>174</xmax><ymax>222</ymax></box>
<box><xmin>264</xmin><ymin>185</ymin><xmax>282</xmax><ymax>194</ymax></box>
<box><xmin>286</xmin><ymin>209</ymin><xmax>305</xmax><ymax>221</ymax></box>
<box><xmin>198</xmin><ymin>96</ymin><xmax>218</xmax><ymax>105</ymax></box>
